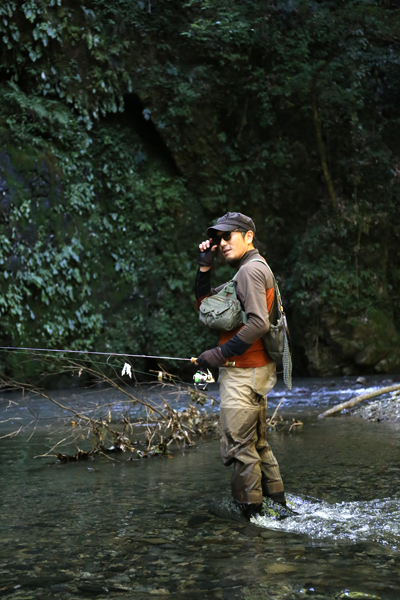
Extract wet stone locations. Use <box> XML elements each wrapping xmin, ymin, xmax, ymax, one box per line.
<box><xmin>187</xmin><ymin>515</ymin><xmax>212</xmax><ymax>528</ymax></box>
<box><xmin>15</xmin><ymin>575</ymin><xmax>74</xmax><ymax>589</ymax></box>
<box><xmin>133</xmin><ymin>538</ymin><xmax>171</xmax><ymax>545</ymax></box>
<box><xmin>222</xmin><ymin>588</ymin><xmax>245</xmax><ymax>600</ymax></box>
<box><xmin>200</xmin><ymin>537</ymin><xmax>232</xmax><ymax>545</ymax></box>
<box><xmin>219</xmin><ymin>578</ymin><xmax>245</xmax><ymax>589</ymax></box>
<box><xmin>82</xmin><ymin>564</ymin><xmax>103</xmax><ymax>573</ymax></box>
<box><xmin>106</xmin><ymin>564</ymin><xmax>127</xmax><ymax>573</ymax></box>
<box><xmin>265</xmin><ymin>562</ymin><xmax>298</xmax><ymax>574</ymax></box>
<box><xmin>77</xmin><ymin>583</ymin><xmax>112</xmax><ymax>594</ymax></box>
<box><xmin>50</xmin><ymin>583</ymin><xmax>70</xmax><ymax>592</ymax></box>
<box><xmin>188</xmin><ymin>580</ymin><xmax>222</xmax><ymax>590</ymax></box>
<box><xmin>242</xmin><ymin>526</ymin><xmax>262</xmax><ymax>538</ymax></box>
<box><xmin>201</xmin><ymin>552</ymin><xmax>238</xmax><ymax>560</ymax></box>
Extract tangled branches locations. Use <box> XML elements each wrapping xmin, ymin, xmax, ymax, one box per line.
<box><xmin>0</xmin><ymin>353</ymin><xmax>219</xmax><ymax>462</ymax></box>
<box><xmin>266</xmin><ymin>397</ymin><xmax>303</xmax><ymax>433</ymax></box>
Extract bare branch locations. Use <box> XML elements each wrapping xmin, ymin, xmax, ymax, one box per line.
<box><xmin>0</xmin><ymin>355</ymin><xmax>219</xmax><ymax>461</ymax></box>
<box><xmin>0</xmin><ymin>426</ymin><xmax>23</xmax><ymax>440</ymax></box>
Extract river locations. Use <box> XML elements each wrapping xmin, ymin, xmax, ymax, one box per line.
<box><xmin>1</xmin><ymin>375</ymin><xmax>400</xmax><ymax>599</ymax></box>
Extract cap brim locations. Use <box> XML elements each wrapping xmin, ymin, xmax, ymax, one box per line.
<box><xmin>206</xmin><ymin>223</ymin><xmax>233</xmax><ymax>237</ymax></box>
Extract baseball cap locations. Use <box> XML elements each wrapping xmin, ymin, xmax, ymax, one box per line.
<box><xmin>206</xmin><ymin>212</ymin><xmax>256</xmax><ymax>238</ymax></box>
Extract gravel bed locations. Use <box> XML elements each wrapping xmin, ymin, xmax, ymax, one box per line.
<box><xmin>350</xmin><ymin>390</ymin><xmax>400</xmax><ymax>422</ymax></box>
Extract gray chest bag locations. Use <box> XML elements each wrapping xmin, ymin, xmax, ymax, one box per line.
<box><xmin>198</xmin><ymin>259</ymin><xmax>292</xmax><ymax>389</ymax></box>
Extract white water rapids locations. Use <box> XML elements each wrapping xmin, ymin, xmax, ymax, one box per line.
<box><xmin>254</xmin><ymin>494</ymin><xmax>400</xmax><ymax>549</ymax></box>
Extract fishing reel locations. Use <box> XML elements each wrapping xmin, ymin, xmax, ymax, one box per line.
<box><xmin>193</xmin><ymin>369</ymin><xmax>215</xmax><ymax>390</ymax></box>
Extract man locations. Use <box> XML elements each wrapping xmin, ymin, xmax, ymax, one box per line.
<box><xmin>195</xmin><ymin>211</ymin><xmax>286</xmax><ymax>520</ymax></box>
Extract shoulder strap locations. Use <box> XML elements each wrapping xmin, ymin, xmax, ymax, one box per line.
<box><xmin>247</xmin><ymin>260</ymin><xmax>291</xmax><ymax>360</ymax></box>
<box><xmin>246</xmin><ymin>258</ymin><xmax>284</xmax><ymax>316</ymax></box>
<box><xmin>232</xmin><ymin>257</ymin><xmax>270</xmax><ymax>279</ymax></box>
<box><xmin>231</xmin><ymin>257</ymin><xmax>285</xmax><ymax>323</ymax></box>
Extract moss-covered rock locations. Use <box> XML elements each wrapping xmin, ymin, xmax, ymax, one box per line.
<box><xmin>304</xmin><ymin>308</ymin><xmax>400</xmax><ymax>376</ymax></box>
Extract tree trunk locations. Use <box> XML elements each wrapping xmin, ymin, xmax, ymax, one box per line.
<box><xmin>312</xmin><ymin>75</ymin><xmax>338</xmax><ymax>211</ymax></box>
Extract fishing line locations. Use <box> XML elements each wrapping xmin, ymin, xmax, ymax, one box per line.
<box><xmin>0</xmin><ymin>348</ymin><xmax>213</xmax><ymax>389</ymax></box>
<box><xmin>0</xmin><ymin>349</ymin><xmax>176</xmax><ymax>379</ymax></box>
<box><xmin>0</xmin><ymin>349</ymin><xmax>185</xmax><ymax>384</ymax></box>
<box><xmin>0</xmin><ymin>346</ymin><xmax>193</xmax><ymax>362</ymax></box>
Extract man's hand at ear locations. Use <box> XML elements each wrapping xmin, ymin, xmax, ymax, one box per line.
<box><xmin>197</xmin><ymin>238</ymin><xmax>218</xmax><ymax>269</ymax></box>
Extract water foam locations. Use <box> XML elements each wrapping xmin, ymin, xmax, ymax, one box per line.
<box><xmin>253</xmin><ymin>495</ymin><xmax>400</xmax><ymax>548</ymax></box>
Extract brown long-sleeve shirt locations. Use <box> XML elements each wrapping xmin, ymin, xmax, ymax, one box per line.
<box><xmin>195</xmin><ymin>249</ymin><xmax>275</xmax><ymax>367</ymax></box>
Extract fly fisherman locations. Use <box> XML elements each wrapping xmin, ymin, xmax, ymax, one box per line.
<box><xmin>195</xmin><ymin>212</ymin><xmax>286</xmax><ymax>520</ymax></box>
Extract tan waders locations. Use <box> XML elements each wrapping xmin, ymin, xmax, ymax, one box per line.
<box><xmin>219</xmin><ymin>363</ymin><xmax>285</xmax><ymax>506</ymax></box>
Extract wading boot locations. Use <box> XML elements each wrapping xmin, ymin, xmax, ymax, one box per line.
<box><xmin>263</xmin><ymin>492</ymin><xmax>299</xmax><ymax>518</ymax></box>
<box><xmin>269</xmin><ymin>491</ymin><xmax>287</xmax><ymax>507</ymax></box>
<box><xmin>234</xmin><ymin>501</ymin><xmax>263</xmax><ymax>521</ymax></box>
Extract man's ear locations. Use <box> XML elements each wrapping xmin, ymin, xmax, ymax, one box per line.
<box><xmin>247</xmin><ymin>231</ymin><xmax>254</xmax><ymax>244</ymax></box>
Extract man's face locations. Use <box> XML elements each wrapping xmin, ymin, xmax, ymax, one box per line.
<box><xmin>217</xmin><ymin>229</ymin><xmax>253</xmax><ymax>263</ymax></box>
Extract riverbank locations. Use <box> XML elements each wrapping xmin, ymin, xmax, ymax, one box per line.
<box><xmin>349</xmin><ymin>389</ymin><xmax>400</xmax><ymax>422</ymax></box>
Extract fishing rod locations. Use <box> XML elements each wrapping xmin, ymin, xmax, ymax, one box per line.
<box><xmin>0</xmin><ymin>346</ymin><xmax>193</xmax><ymax>362</ymax></box>
<box><xmin>0</xmin><ymin>347</ymin><xmax>218</xmax><ymax>389</ymax></box>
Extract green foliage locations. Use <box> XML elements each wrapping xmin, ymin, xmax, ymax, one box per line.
<box><xmin>0</xmin><ymin>84</ymin><xmax>212</xmax><ymax>376</ymax></box>
<box><xmin>1</xmin><ymin>0</ymin><xmax>400</xmax><ymax>376</ymax></box>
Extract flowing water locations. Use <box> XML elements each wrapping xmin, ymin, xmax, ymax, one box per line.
<box><xmin>1</xmin><ymin>375</ymin><xmax>400</xmax><ymax>599</ymax></box>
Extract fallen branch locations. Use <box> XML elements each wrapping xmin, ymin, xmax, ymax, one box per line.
<box><xmin>288</xmin><ymin>418</ymin><xmax>303</xmax><ymax>433</ymax></box>
<box><xmin>0</xmin><ymin>426</ymin><xmax>23</xmax><ymax>440</ymax></box>
<box><xmin>269</xmin><ymin>397</ymin><xmax>285</xmax><ymax>424</ymax></box>
<box><xmin>318</xmin><ymin>384</ymin><xmax>400</xmax><ymax>419</ymax></box>
<box><xmin>0</xmin><ymin>354</ymin><xmax>219</xmax><ymax>460</ymax></box>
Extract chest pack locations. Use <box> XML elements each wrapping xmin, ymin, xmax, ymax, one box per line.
<box><xmin>198</xmin><ymin>271</ymin><xmax>244</xmax><ymax>332</ymax></box>
<box><xmin>198</xmin><ymin>259</ymin><xmax>292</xmax><ymax>389</ymax></box>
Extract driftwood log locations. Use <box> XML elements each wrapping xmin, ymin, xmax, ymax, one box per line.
<box><xmin>318</xmin><ymin>384</ymin><xmax>400</xmax><ymax>419</ymax></box>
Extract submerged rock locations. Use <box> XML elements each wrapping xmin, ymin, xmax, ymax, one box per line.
<box><xmin>336</xmin><ymin>592</ymin><xmax>381</xmax><ymax>599</ymax></box>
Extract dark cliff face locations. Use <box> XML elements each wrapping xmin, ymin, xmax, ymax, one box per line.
<box><xmin>0</xmin><ymin>1</ymin><xmax>400</xmax><ymax>377</ymax></box>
